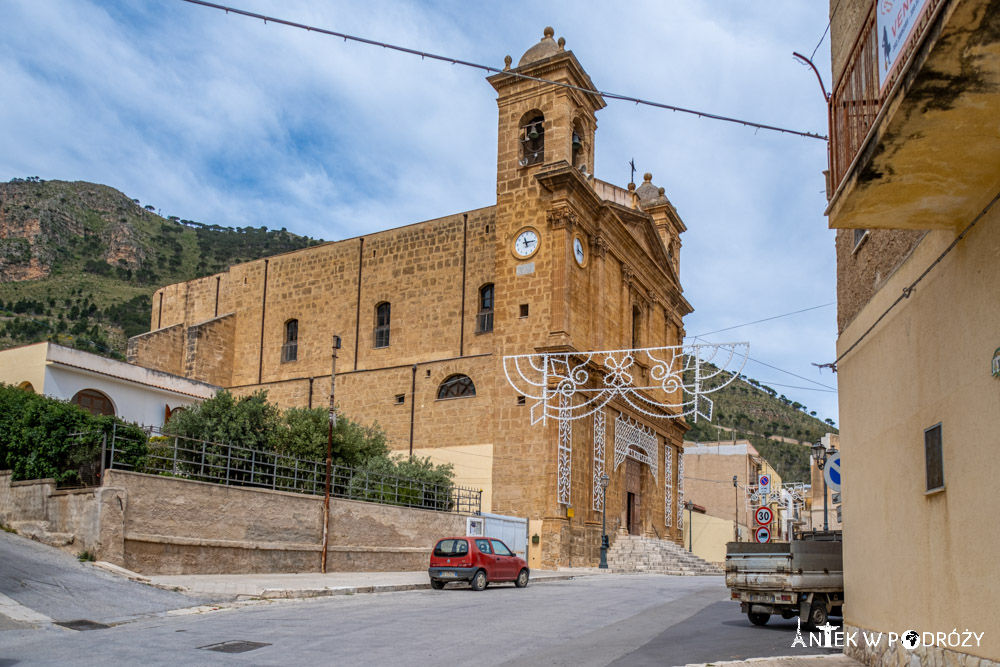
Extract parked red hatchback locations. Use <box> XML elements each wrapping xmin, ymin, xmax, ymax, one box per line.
<box><xmin>428</xmin><ymin>537</ymin><xmax>529</xmax><ymax>590</ymax></box>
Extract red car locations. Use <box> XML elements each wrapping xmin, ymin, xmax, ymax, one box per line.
<box><xmin>428</xmin><ymin>537</ymin><xmax>529</xmax><ymax>590</ymax></box>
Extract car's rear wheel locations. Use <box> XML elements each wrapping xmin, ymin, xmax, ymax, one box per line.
<box><xmin>470</xmin><ymin>570</ymin><xmax>487</xmax><ymax>591</ymax></box>
<box><xmin>748</xmin><ymin>612</ymin><xmax>770</xmax><ymax>626</ymax></box>
<box><xmin>515</xmin><ymin>569</ymin><xmax>529</xmax><ymax>588</ymax></box>
<box><xmin>430</xmin><ymin>579</ymin><xmax>446</xmax><ymax>590</ymax></box>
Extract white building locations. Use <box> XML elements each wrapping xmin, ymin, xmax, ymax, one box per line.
<box><xmin>0</xmin><ymin>342</ymin><xmax>218</xmax><ymax>427</ymax></box>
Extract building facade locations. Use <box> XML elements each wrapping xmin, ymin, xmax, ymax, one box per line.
<box><xmin>0</xmin><ymin>342</ymin><xmax>218</xmax><ymax>426</ymax></box>
<box><xmin>128</xmin><ymin>29</ymin><xmax>695</xmax><ymax>567</ymax></box>
<box><xmin>827</xmin><ymin>0</ymin><xmax>1000</xmax><ymax>664</ymax></box>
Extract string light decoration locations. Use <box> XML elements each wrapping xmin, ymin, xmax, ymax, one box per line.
<box><xmin>613</xmin><ymin>413</ymin><xmax>658</xmax><ymax>481</ymax></box>
<box><xmin>677</xmin><ymin>450</ymin><xmax>685</xmax><ymax>529</ymax></box>
<box><xmin>664</xmin><ymin>444</ymin><xmax>673</xmax><ymax>528</ymax></box>
<box><xmin>503</xmin><ymin>342</ymin><xmax>749</xmax><ymax>425</ymax></box>
<box><xmin>557</xmin><ymin>394</ymin><xmax>572</xmax><ymax>505</ymax></box>
<box><xmin>592</xmin><ymin>411</ymin><xmax>606</xmax><ymax>511</ymax></box>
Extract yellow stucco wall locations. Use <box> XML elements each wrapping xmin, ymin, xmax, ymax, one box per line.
<box><xmin>689</xmin><ymin>512</ymin><xmax>735</xmax><ymax>565</ymax></box>
<box><xmin>0</xmin><ymin>342</ymin><xmax>49</xmax><ymax>394</ymax></box>
<box><xmin>411</xmin><ymin>443</ymin><xmax>493</xmax><ymax>514</ymax></box>
<box><xmin>836</xmin><ymin>213</ymin><xmax>1000</xmax><ymax>661</ymax></box>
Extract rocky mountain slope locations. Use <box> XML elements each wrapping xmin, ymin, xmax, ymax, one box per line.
<box><xmin>0</xmin><ymin>177</ymin><xmax>322</xmax><ymax>356</ymax></box>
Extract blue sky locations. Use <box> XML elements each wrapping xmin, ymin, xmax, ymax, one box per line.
<box><xmin>1</xmin><ymin>1</ymin><xmax>841</xmax><ymax>426</ymax></box>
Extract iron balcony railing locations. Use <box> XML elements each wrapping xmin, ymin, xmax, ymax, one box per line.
<box><xmin>106</xmin><ymin>426</ymin><xmax>481</xmax><ymax>515</ymax></box>
<box><xmin>828</xmin><ymin>0</ymin><xmax>944</xmax><ymax>195</ymax></box>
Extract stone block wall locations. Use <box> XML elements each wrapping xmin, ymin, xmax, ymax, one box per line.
<box><xmin>126</xmin><ymin>323</ymin><xmax>184</xmax><ymax>375</ymax></box>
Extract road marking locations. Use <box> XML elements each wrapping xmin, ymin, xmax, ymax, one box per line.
<box><xmin>0</xmin><ymin>592</ymin><xmax>53</xmax><ymax>623</ymax></box>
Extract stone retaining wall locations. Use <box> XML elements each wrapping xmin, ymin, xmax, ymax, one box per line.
<box><xmin>0</xmin><ymin>469</ymin><xmax>468</xmax><ymax>575</ymax></box>
<box><xmin>844</xmin><ymin>623</ymin><xmax>998</xmax><ymax>667</ymax></box>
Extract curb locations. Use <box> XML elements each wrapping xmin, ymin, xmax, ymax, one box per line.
<box><xmin>682</xmin><ymin>654</ymin><xmax>856</xmax><ymax>667</ymax></box>
<box><xmin>245</xmin><ymin>573</ymin><xmax>580</xmax><ymax>600</ymax></box>
<box><xmin>92</xmin><ymin>561</ymin><xmax>150</xmax><ymax>583</ymax></box>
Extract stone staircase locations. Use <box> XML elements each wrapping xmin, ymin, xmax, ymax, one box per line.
<box><xmin>605</xmin><ymin>534</ymin><xmax>723</xmax><ymax>575</ymax></box>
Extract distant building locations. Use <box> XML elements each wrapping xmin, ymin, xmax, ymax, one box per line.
<box><xmin>682</xmin><ymin>440</ymin><xmax>785</xmax><ymax>563</ymax></box>
<box><xmin>128</xmin><ymin>29</ymin><xmax>694</xmax><ymax>568</ymax></box>
<box><xmin>827</xmin><ymin>0</ymin><xmax>1000</xmax><ymax>664</ymax></box>
<box><xmin>0</xmin><ymin>342</ymin><xmax>218</xmax><ymax>426</ymax></box>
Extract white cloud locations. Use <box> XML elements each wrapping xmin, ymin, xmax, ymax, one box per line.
<box><xmin>0</xmin><ymin>0</ymin><xmax>841</xmax><ymax>423</ymax></box>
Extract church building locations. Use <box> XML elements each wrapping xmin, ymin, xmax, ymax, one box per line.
<box><xmin>129</xmin><ymin>28</ymin><xmax>694</xmax><ymax>568</ymax></box>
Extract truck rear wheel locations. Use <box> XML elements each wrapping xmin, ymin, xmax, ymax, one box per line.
<box><xmin>808</xmin><ymin>602</ymin><xmax>828</xmax><ymax>629</ymax></box>
<box><xmin>748</xmin><ymin>612</ymin><xmax>770</xmax><ymax>626</ymax></box>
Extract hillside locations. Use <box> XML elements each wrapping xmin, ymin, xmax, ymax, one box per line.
<box><xmin>684</xmin><ymin>370</ymin><xmax>838</xmax><ymax>483</ymax></box>
<box><xmin>0</xmin><ymin>177</ymin><xmax>323</xmax><ymax>357</ymax></box>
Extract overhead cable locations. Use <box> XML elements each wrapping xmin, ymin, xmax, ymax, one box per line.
<box><xmin>178</xmin><ymin>0</ymin><xmax>828</xmax><ymax>141</ymax></box>
<box><xmin>688</xmin><ymin>302</ymin><xmax>835</xmax><ymax>338</ymax></box>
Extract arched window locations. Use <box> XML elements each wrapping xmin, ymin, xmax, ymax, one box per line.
<box><xmin>520</xmin><ymin>113</ymin><xmax>544</xmax><ymax>166</ymax></box>
<box><xmin>477</xmin><ymin>283</ymin><xmax>494</xmax><ymax>333</ymax></box>
<box><xmin>437</xmin><ymin>374</ymin><xmax>476</xmax><ymax>399</ymax></box>
<box><xmin>17</xmin><ymin>381</ymin><xmax>35</xmax><ymax>393</ymax></box>
<box><xmin>374</xmin><ymin>302</ymin><xmax>391</xmax><ymax>348</ymax></box>
<box><xmin>282</xmin><ymin>319</ymin><xmax>298</xmax><ymax>362</ymax></box>
<box><xmin>72</xmin><ymin>389</ymin><xmax>115</xmax><ymax>417</ymax></box>
<box><xmin>632</xmin><ymin>305</ymin><xmax>642</xmax><ymax>349</ymax></box>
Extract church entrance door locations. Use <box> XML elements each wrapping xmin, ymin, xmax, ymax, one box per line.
<box><xmin>626</xmin><ymin>459</ymin><xmax>641</xmax><ymax>535</ymax></box>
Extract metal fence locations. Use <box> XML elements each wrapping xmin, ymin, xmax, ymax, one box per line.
<box><xmin>106</xmin><ymin>427</ymin><xmax>481</xmax><ymax>515</ymax></box>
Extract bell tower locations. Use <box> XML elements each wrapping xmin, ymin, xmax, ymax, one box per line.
<box><xmin>488</xmin><ymin>28</ymin><xmax>606</xmax><ymax>194</ymax></box>
<box><xmin>487</xmin><ymin>28</ymin><xmax>607</xmax><ymax>357</ymax></box>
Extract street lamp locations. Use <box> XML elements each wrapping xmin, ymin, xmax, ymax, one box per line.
<box><xmin>599</xmin><ymin>473</ymin><xmax>610</xmax><ymax>569</ymax></box>
<box><xmin>811</xmin><ymin>442</ymin><xmax>837</xmax><ymax>532</ymax></box>
<box><xmin>732</xmin><ymin>475</ymin><xmax>739</xmax><ymax>542</ymax></box>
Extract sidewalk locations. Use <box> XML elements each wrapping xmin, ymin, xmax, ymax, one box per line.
<box><xmin>682</xmin><ymin>656</ymin><xmax>861</xmax><ymax>667</ymax></box>
<box><xmin>136</xmin><ymin>567</ymin><xmax>593</xmax><ymax>600</ymax></box>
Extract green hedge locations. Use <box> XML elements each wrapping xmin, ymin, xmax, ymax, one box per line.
<box><xmin>0</xmin><ymin>384</ymin><xmax>148</xmax><ymax>484</ymax></box>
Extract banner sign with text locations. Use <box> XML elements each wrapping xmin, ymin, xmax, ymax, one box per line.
<box><xmin>877</xmin><ymin>0</ymin><xmax>932</xmax><ymax>90</ymax></box>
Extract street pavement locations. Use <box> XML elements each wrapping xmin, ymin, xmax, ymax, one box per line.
<box><xmin>0</xmin><ymin>532</ymin><xmax>858</xmax><ymax>666</ymax></box>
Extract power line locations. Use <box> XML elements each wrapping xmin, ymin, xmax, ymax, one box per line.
<box><xmin>746</xmin><ymin>356</ymin><xmax>837</xmax><ymax>391</ymax></box>
<box><xmin>177</xmin><ymin>0</ymin><xmax>828</xmax><ymax>141</ymax></box>
<box><xmin>749</xmin><ymin>381</ymin><xmax>837</xmax><ymax>394</ymax></box>
<box><xmin>688</xmin><ymin>302</ymin><xmax>834</xmax><ymax>338</ymax></box>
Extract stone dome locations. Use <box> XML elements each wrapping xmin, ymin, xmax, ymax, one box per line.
<box><xmin>518</xmin><ymin>27</ymin><xmax>563</xmax><ymax>67</ymax></box>
<box><xmin>635</xmin><ymin>173</ymin><xmax>659</xmax><ymax>201</ymax></box>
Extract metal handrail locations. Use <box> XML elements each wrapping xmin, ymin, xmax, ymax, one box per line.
<box><xmin>107</xmin><ymin>426</ymin><xmax>481</xmax><ymax>515</ymax></box>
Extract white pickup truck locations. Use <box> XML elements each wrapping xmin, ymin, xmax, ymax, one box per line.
<box><xmin>724</xmin><ymin>531</ymin><xmax>844</xmax><ymax>629</ymax></box>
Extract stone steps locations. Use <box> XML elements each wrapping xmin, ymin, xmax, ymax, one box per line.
<box><xmin>605</xmin><ymin>534</ymin><xmax>724</xmax><ymax>576</ymax></box>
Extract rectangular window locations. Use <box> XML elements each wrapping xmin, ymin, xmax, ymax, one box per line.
<box><xmin>519</xmin><ymin>304</ymin><xmax>529</xmax><ymax>318</ymax></box>
<box><xmin>925</xmin><ymin>423</ymin><xmax>944</xmax><ymax>492</ymax></box>
<box><xmin>395</xmin><ymin>394</ymin><xmax>405</xmax><ymax>405</ymax></box>
<box><xmin>852</xmin><ymin>228</ymin><xmax>869</xmax><ymax>252</ymax></box>
<box><xmin>374</xmin><ymin>303</ymin><xmax>390</xmax><ymax>348</ymax></box>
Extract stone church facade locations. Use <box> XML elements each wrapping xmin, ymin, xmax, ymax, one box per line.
<box><xmin>129</xmin><ymin>28</ymin><xmax>694</xmax><ymax>568</ymax></box>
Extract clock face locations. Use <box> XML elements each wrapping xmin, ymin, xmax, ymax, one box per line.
<box><xmin>513</xmin><ymin>228</ymin><xmax>539</xmax><ymax>259</ymax></box>
<box><xmin>573</xmin><ymin>236</ymin><xmax>586</xmax><ymax>266</ymax></box>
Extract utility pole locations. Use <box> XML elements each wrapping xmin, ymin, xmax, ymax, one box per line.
<box><xmin>733</xmin><ymin>475</ymin><xmax>739</xmax><ymax>541</ymax></box>
<box><xmin>321</xmin><ymin>334</ymin><xmax>341</xmax><ymax>573</ymax></box>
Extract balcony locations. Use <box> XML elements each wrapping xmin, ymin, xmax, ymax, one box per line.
<box><xmin>826</xmin><ymin>0</ymin><xmax>1000</xmax><ymax>230</ymax></box>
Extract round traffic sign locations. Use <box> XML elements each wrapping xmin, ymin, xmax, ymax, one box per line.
<box><xmin>755</xmin><ymin>506</ymin><xmax>773</xmax><ymax>526</ymax></box>
<box><xmin>755</xmin><ymin>526</ymin><xmax>771</xmax><ymax>543</ymax></box>
<box><xmin>758</xmin><ymin>474</ymin><xmax>770</xmax><ymax>489</ymax></box>
<box><xmin>824</xmin><ymin>453</ymin><xmax>841</xmax><ymax>492</ymax></box>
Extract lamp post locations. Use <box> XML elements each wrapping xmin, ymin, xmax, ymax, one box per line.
<box><xmin>321</xmin><ymin>334</ymin><xmax>342</xmax><ymax>573</ymax></box>
<box><xmin>599</xmin><ymin>473</ymin><xmax>610</xmax><ymax>569</ymax></box>
<box><xmin>811</xmin><ymin>442</ymin><xmax>837</xmax><ymax>532</ymax></box>
<box><xmin>733</xmin><ymin>475</ymin><xmax>739</xmax><ymax>541</ymax></box>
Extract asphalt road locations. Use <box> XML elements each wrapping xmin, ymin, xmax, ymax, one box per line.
<box><xmin>0</xmin><ymin>531</ymin><xmax>215</xmax><ymax>627</ymax></box>
<box><xmin>0</xmin><ymin>536</ymin><xmax>841</xmax><ymax>667</ymax></box>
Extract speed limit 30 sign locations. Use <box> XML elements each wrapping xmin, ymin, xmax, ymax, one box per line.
<box><xmin>755</xmin><ymin>506</ymin><xmax>773</xmax><ymax>526</ymax></box>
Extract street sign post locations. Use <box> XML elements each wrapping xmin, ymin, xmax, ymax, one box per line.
<box><xmin>824</xmin><ymin>453</ymin><xmax>841</xmax><ymax>492</ymax></box>
<box><xmin>755</xmin><ymin>526</ymin><xmax>771</xmax><ymax>543</ymax></box>
<box><xmin>755</xmin><ymin>506</ymin><xmax>773</xmax><ymax>526</ymax></box>
<box><xmin>758</xmin><ymin>474</ymin><xmax>770</xmax><ymax>491</ymax></box>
